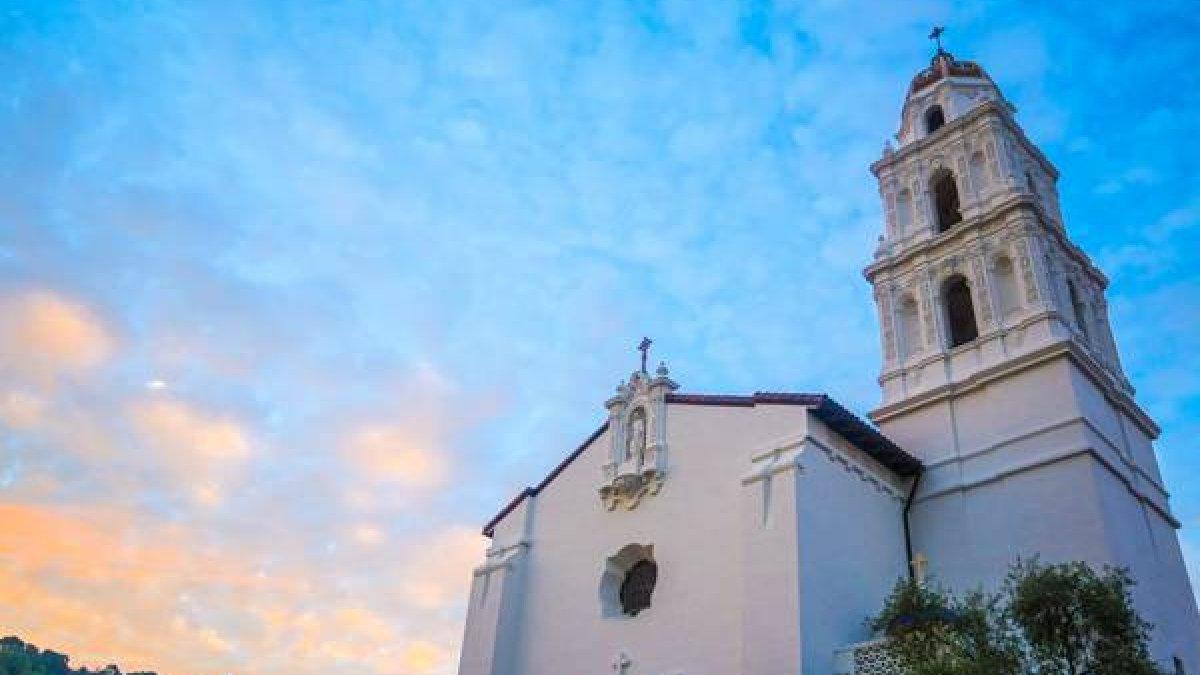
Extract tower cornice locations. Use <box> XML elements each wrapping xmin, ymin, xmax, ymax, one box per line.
<box><xmin>862</xmin><ymin>197</ymin><xmax>1109</xmax><ymax>291</ymax></box>
<box><xmin>872</xmin><ymin>101</ymin><xmax>1058</xmax><ymax>181</ymax></box>
<box><xmin>869</xmin><ymin>336</ymin><xmax>1159</xmax><ymax>440</ymax></box>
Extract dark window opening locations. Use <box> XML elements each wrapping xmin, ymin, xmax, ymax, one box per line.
<box><xmin>619</xmin><ymin>559</ymin><xmax>657</xmax><ymax>616</ymax></box>
<box><xmin>1174</xmin><ymin>656</ymin><xmax>1186</xmax><ymax>675</ymax></box>
<box><xmin>924</xmin><ymin>105</ymin><xmax>946</xmax><ymax>134</ymax></box>
<box><xmin>933</xmin><ymin>171</ymin><xmax>962</xmax><ymax>233</ymax></box>
<box><xmin>943</xmin><ymin>275</ymin><xmax>978</xmax><ymax>348</ymax></box>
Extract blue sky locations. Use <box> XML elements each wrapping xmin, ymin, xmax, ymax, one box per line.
<box><xmin>1</xmin><ymin>1</ymin><xmax>1198</xmax><ymax>673</ymax></box>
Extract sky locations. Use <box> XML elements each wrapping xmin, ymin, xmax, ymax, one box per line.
<box><xmin>1</xmin><ymin>1</ymin><xmax>1199</xmax><ymax>673</ymax></box>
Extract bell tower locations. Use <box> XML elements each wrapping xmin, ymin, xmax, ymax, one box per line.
<box><xmin>864</xmin><ymin>38</ymin><xmax>1200</xmax><ymax>669</ymax></box>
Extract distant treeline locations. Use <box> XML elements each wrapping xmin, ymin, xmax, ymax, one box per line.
<box><xmin>0</xmin><ymin>636</ymin><xmax>157</xmax><ymax>675</ymax></box>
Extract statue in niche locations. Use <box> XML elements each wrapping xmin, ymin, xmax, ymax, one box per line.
<box><xmin>626</xmin><ymin>407</ymin><xmax>647</xmax><ymax>467</ymax></box>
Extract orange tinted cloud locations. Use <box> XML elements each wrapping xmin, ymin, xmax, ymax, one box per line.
<box><xmin>342</xmin><ymin>424</ymin><xmax>448</xmax><ymax>489</ymax></box>
<box><xmin>0</xmin><ymin>293</ymin><xmax>485</xmax><ymax>674</ymax></box>
<box><xmin>0</xmin><ymin>501</ymin><xmax>476</xmax><ymax>674</ymax></box>
<box><xmin>395</xmin><ymin>526</ymin><xmax>484</xmax><ymax>610</ymax></box>
<box><xmin>352</xmin><ymin>522</ymin><xmax>387</xmax><ymax>546</ymax></box>
<box><xmin>127</xmin><ymin>398</ymin><xmax>253</xmax><ymax>505</ymax></box>
<box><xmin>0</xmin><ymin>503</ymin><xmax>252</xmax><ymax>673</ymax></box>
<box><xmin>0</xmin><ymin>291</ymin><xmax>114</xmax><ymax>382</ymax></box>
<box><xmin>401</xmin><ymin>640</ymin><xmax>450</xmax><ymax>672</ymax></box>
<box><xmin>0</xmin><ymin>389</ymin><xmax>46</xmax><ymax>429</ymax></box>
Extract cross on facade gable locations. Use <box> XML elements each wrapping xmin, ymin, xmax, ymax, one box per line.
<box><xmin>638</xmin><ymin>337</ymin><xmax>653</xmax><ymax>373</ymax></box>
<box><xmin>458</xmin><ymin>37</ymin><xmax>1200</xmax><ymax>675</ymax></box>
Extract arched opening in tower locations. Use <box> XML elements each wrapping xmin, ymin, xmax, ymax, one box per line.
<box><xmin>924</xmin><ymin>105</ymin><xmax>946</xmax><ymax>134</ymax></box>
<box><xmin>932</xmin><ymin>171</ymin><xmax>962</xmax><ymax>233</ymax></box>
<box><xmin>942</xmin><ymin>275</ymin><xmax>978</xmax><ymax>348</ymax></box>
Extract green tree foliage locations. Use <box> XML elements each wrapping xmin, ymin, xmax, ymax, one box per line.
<box><xmin>1006</xmin><ymin>559</ymin><xmax>1161</xmax><ymax>675</ymax></box>
<box><xmin>873</xmin><ymin>559</ymin><xmax>1164</xmax><ymax>675</ymax></box>
<box><xmin>871</xmin><ymin>579</ymin><xmax>1022</xmax><ymax>675</ymax></box>
<box><xmin>0</xmin><ymin>637</ymin><xmax>155</xmax><ymax>675</ymax></box>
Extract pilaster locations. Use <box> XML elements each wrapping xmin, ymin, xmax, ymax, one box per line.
<box><xmin>458</xmin><ymin>537</ymin><xmax>531</xmax><ymax>675</ymax></box>
<box><xmin>740</xmin><ymin>438</ymin><xmax>805</xmax><ymax>675</ymax></box>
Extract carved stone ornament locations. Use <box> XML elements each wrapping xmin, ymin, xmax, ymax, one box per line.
<box><xmin>598</xmin><ymin>362</ymin><xmax>677</xmax><ymax>510</ymax></box>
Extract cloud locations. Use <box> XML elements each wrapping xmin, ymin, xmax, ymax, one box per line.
<box><xmin>1094</xmin><ymin>165</ymin><xmax>1160</xmax><ymax>196</ymax></box>
<box><xmin>126</xmin><ymin>398</ymin><xmax>253</xmax><ymax>506</ymax></box>
<box><xmin>1150</xmin><ymin>198</ymin><xmax>1200</xmax><ymax>241</ymax></box>
<box><xmin>401</xmin><ymin>641</ymin><xmax>452</xmax><ymax>673</ymax></box>
<box><xmin>394</xmin><ymin>526</ymin><xmax>484</xmax><ymax>611</ymax></box>
<box><xmin>0</xmin><ymin>389</ymin><xmax>47</xmax><ymax>429</ymax></box>
<box><xmin>2</xmin><ymin>1</ymin><xmax>1199</xmax><ymax>673</ymax></box>
<box><xmin>0</xmin><ymin>502</ymin><xmax>252</xmax><ymax>673</ymax></box>
<box><xmin>0</xmin><ymin>291</ymin><xmax>114</xmax><ymax>384</ymax></box>
<box><xmin>342</xmin><ymin>425</ymin><xmax>448</xmax><ymax>490</ymax></box>
<box><xmin>0</xmin><ymin>499</ymin><xmax>481</xmax><ymax>674</ymax></box>
<box><xmin>351</xmin><ymin>522</ymin><xmax>387</xmax><ymax>546</ymax></box>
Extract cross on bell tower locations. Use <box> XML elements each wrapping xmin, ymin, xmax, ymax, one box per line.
<box><xmin>928</xmin><ymin>25</ymin><xmax>947</xmax><ymax>55</ymax></box>
<box><xmin>858</xmin><ymin>38</ymin><xmax>1195</xmax><ymax>669</ymax></box>
<box><xmin>864</xmin><ymin>38</ymin><xmax>1128</xmax><ymax>407</ymax></box>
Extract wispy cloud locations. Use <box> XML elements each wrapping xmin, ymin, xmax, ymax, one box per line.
<box><xmin>1</xmin><ymin>1</ymin><xmax>1198</xmax><ymax>673</ymax></box>
<box><xmin>0</xmin><ymin>290</ymin><xmax>114</xmax><ymax>384</ymax></box>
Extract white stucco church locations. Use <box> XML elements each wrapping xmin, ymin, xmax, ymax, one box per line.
<box><xmin>456</xmin><ymin>44</ymin><xmax>1200</xmax><ymax>675</ymax></box>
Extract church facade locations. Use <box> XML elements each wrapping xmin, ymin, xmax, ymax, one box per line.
<box><xmin>456</xmin><ymin>48</ymin><xmax>1200</xmax><ymax>675</ymax></box>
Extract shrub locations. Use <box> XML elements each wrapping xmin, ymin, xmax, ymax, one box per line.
<box><xmin>1006</xmin><ymin>559</ymin><xmax>1161</xmax><ymax>675</ymax></box>
<box><xmin>873</xmin><ymin>559</ymin><xmax>1164</xmax><ymax>675</ymax></box>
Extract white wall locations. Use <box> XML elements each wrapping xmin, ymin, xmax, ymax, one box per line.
<box><xmin>884</xmin><ymin>355</ymin><xmax>1200</xmax><ymax>671</ymax></box>
<box><xmin>797</xmin><ymin>421</ymin><xmax>910</xmax><ymax>674</ymax></box>
<box><xmin>505</xmin><ymin>403</ymin><xmax>810</xmax><ymax>675</ymax></box>
<box><xmin>458</xmin><ymin>500</ymin><xmax>532</xmax><ymax>675</ymax></box>
<box><xmin>459</xmin><ymin>401</ymin><xmax>913</xmax><ymax>675</ymax></box>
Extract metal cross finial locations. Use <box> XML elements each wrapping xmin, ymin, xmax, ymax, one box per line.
<box><xmin>637</xmin><ymin>337</ymin><xmax>653</xmax><ymax>373</ymax></box>
<box><xmin>929</xmin><ymin>26</ymin><xmax>947</xmax><ymax>55</ymax></box>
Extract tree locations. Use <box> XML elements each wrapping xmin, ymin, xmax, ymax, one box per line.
<box><xmin>871</xmin><ymin>578</ymin><xmax>1022</xmax><ymax>675</ymax></box>
<box><xmin>40</xmin><ymin>652</ymin><xmax>67</xmax><ymax>675</ymax></box>
<box><xmin>0</xmin><ymin>637</ymin><xmax>151</xmax><ymax>675</ymax></box>
<box><xmin>1006</xmin><ymin>559</ymin><xmax>1161</xmax><ymax>675</ymax></box>
<box><xmin>873</xmin><ymin>559</ymin><xmax>1165</xmax><ymax>675</ymax></box>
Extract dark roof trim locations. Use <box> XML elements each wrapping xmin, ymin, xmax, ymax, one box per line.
<box><xmin>666</xmin><ymin>392</ymin><xmax>921</xmax><ymax>477</ymax></box>
<box><xmin>666</xmin><ymin>392</ymin><xmax>825</xmax><ymax>407</ymax></box>
<box><xmin>481</xmin><ymin>392</ymin><xmax>922</xmax><ymax>537</ymax></box>
<box><xmin>482</xmin><ymin>422</ymin><xmax>608</xmax><ymax>537</ymax></box>
<box><xmin>808</xmin><ymin>396</ymin><xmax>924</xmax><ymax>477</ymax></box>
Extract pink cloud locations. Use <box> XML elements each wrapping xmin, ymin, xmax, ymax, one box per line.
<box><xmin>341</xmin><ymin>424</ymin><xmax>449</xmax><ymax>489</ymax></box>
<box><xmin>0</xmin><ymin>500</ymin><xmax>480</xmax><ymax>674</ymax></box>
<box><xmin>126</xmin><ymin>397</ymin><xmax>254</xmax><ymax>506</ymax></box>
<box><xmin>0</xmin><ymin>290</ymin><xmax>115</xmax><ymax>385</ymax></box>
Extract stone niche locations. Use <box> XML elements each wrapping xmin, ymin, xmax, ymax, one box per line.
<box><xmin>598</xmin><ymin>364</ymin><xmax>677</xmax><ymax>510</ymax></box>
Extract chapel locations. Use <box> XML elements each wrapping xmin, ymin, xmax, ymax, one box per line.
<box><xmin>456</xmin><ymin>41</ymin><xmax>1200</xmax><ymax>675</ymax></box>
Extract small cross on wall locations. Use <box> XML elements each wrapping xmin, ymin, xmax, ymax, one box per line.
<box><xmin>911</xmin><ymin>553</ymin><xmax>930</xmax><ymax>586</ymax></box>
<box><xmin>611</xmin><ymin>651</ymin><xmax>632</xmax><ymax>674</ymax></box>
